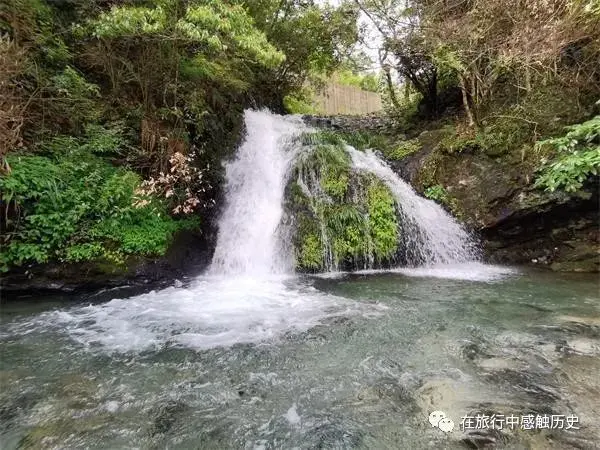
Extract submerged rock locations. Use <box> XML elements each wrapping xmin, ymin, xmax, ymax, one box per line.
<box><xmin>284</xmin><ymin>138</ymin><xmax>401</xmax><ymax>272</ymax></box>
<box><xmin>148</xmin><ymin>399</ymin><xmax>189</xmax><ymax>437</ymax></box>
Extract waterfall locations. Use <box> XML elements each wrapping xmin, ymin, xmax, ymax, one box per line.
<box><xmin>348</xmin><ymin>148</ymin><xmax>479</xmax><ymax>265</ymax></box>
<box><xmin>210</xmin><ymin>110</ymin><xmax>478</xmax><ymax>275</ymax></box>
<box><xmin>209</xmin><ymin>110</ymin><xmax>306</xmax><ymax>275</ymax></box>
<box><xmin>16</xmin><ymin>111</ymin><xmax>501</xmax><ymax>355</ymax></box>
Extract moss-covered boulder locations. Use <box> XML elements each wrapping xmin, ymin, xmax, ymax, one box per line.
<box><xmin>285</xmin><ymin>137</ymin><xmax>400</xmax><ymax>272</ymax></box>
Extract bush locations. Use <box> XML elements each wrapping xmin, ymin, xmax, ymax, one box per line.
<box><xmin>1</xmin><ymin>141</ymin><xmax>198</xmax><ymax>271</ymax></box>
<box><xmin>534</xmin><ymin>116</ymin><xmax>600</xmax><ymax>192</ymax></box>
<box><xmin>385</xmin><ymin>139</ymin><xmax>421</xmax><ymax>160</ymax></box>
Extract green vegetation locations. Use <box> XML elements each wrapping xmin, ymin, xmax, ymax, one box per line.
<box><xmin>283</xmin><ymin>69</ymin><xmax>381</xmax><ymax>114</ymax></box>
<box><xmin>386</xmin><ymin>139</ymin><xmax>421</xmax><ymax>160</ymax></box>
<box><xmin>423</xmin><ymin>185</ymin><xmax>449</xmax><ymax>204</ymax></box>
<box><xmin>298</xmin><ymin>232</ymin><xmax>323</xmax><ymax>271</ymax></box>
<box><xmin>299</xmin><ymin>130</ymin><xmax>392</xmax><ymax>153</ymax></box>
<box><xmin>355</xmin><ymin>0</ymin><xmax>599</xmax><ymax>194</ymax></box>
<box><xmin>535</xmin><ymin>117</ymin><xmax>600</xmax><ymax>193</ymax></box>
<box><xmin>1</xmin><ymin>139</ymin><xmax>198</xmax><ymax>270</ymax></box>
<box><xmin>283</xmin><ymin>92</ymin><xmax>318</xmax><ymax>115</ymax></box>
<box><xmin>334</xmin><ymin>69</ymin><xmax>380</xmax><ymax>92</ymax></box>
<box><xmin>1</xmin><ymin>0</ymin><xmax>359</xmax><ymax>272</ymax></box>
<box><xmin>367</xmin><ymin>181</ymin><xmax>398</xmax><ymax>259</ymax></box>
<box><xmin>290</xmin><ymin>138</ymin><xmax>399</xmax><ymax>272</ymax></box>
<box><xmin>2</xmin><ymin>0</ymin><xmax>598</xmax><ymax>277</ymax></box>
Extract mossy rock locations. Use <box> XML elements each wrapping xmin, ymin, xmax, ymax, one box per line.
<box><xmin>287</xmin><ymin>137</ymin><xmax>400</xmax><ymax>272</ymax></box>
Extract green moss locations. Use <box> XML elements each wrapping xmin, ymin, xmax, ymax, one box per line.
<box><xmin>332</xmin><ymin>223</ymin><xmax>364</xmax><ymax>261</ymax></box>
<box><xmin>423</xmin><ymin>184</ymin><xmax>463</xmax><ymax>219</ymax></box>
<box><xmin>298</xmin><ymin>233</ymin><xmax>323</xmax><ymax>270</ymax></box>
<box><xmin>367</xmin><ymin>180</ymin><xmax>398</xmax><ymax>259</ymax></box>
<box><xmin>321</xmin><ymin>170</ymin><xmax>348</xmax><ymax>199</ymax></box>
<box><xmin>299</xmin><ymin>130</ymin><xmax>392</xmax><ymax>153</ymax></box>
<box><xmin>437</xmin><ymin>116</ymin><xmax>535</xmax><ymax>157</ymax></box>
<box><xmin>437</xmin><ymin>126</ymin><xmax>478</xmax><ymax>154</ymax></box>
<box><xmin>415</xmin><ymin>149</ymin><xmax>444</xmax><ymax>190</ymax></box>
<box><xmin>288</xmin><ymin>181</ymin><xmax>310</xmax><ymax>207</ymax></box>
<box><xmin>384</xmin><ymin>138</ymin><xmax>421</xmax><ymax>160</ymax></box>
<box><xmin>289</xmin><ymin>134</ymin><xmax>402</xmax><ymax>271</ymax></box>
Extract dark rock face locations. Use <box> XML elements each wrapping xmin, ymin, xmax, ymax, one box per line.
<box><xmin>400</xmin><ymin>137</ymin><xmax>599</xmax><ymax>271</ymax></box>
<box><xmin>302</xmin><ymin>113</ymin><xmax>395</xmax><ymax>135</ymax></box>
<box><xmin>0</xmin><ymin>229</ymin><xmax>215</xmax><ymax>300</ymax></box>
<box><xmin>480</xmin><ymin>185</ymin><xmax>599</xmax><ymax>271</ymax></box>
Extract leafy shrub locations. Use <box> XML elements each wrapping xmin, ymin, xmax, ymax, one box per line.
<box><xmin>1</xmin><ymin>143</ymin><xmax>198</xmax><ymax>271</ymax></box>
<box><xmin>284</xmin><ymin>93</ymin><xmax>317</xmax><ymax>114</ymax></box>
<box><xmin>335</xmin><ymin>69</ymin><xmax>380</xmax><ymax>92</ymax></box>
<box><xmin>424</xmin><ymin>184</ymin><xmax>461</xmax><ymax>217</ymax></box>
<box><xmin>534</xmin><ymin>116</ymin><xmax>600</xmax><ymax>192</ymax></box>
<box><xmin>299</xmin><ymin>233</ymin><xmax>323</xmax><ymax>270</ymax></box>
<box><xmin>424</xmin><ymin>184</ymin><xmax>450</xmax><ymax>203</ymax></box>
<box><xmin>367</xmin><ymin>180</ymin><xmax>398</xmax><ymax>259</ymax></box>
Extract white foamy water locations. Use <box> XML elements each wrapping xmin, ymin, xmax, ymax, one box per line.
<box><xmin>391</xmin><ymin>262</ymin><xmax>517</xmax><ymax>281</ymax></box>
<box><xmin>23</xmin><ymin>276</ymin><xmax>360</xmax><ymax>352</ymax></box>
<box><xmin>5</xmin><ymin>111</ymin><xmax>360</xmax><ymax>353</ymax></box>
<box><xmin>352</xmin><ymin>262</ymin><xmax>517</xmax><ymax>281</ymax></box>
<box><xmin>315</xmin><ymin>263</ymin><xmax>517</xmax><ymax>282</ymax></box>
<box><xmin>210</xmin><ymin>110</ymin><xmax>306</xmax><ymax>275</ymax></box>
<box><xmin>349</xmin><ymin>148</ymin><xmax>479</xmax><ymax>265</ymax></box>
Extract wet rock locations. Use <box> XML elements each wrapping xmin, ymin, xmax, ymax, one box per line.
<box><xmin>477</xmin><ymin>357</ymin><xmax>525</xmax><ymax>372</ymax></box>
<box><xmin>292</xmin><ymin>317</ymin><xmax>358</xmax><ymax>343</ymax></box>
<box><xmin>415</xmin><ymin>378</ymin><xmax>474</xmax><ymax>422</ymax></box>
<box><xmin>558</xmin><ymin>338</ymin><xmax>600</xmax><ymax>356</ymax></box>
<box><xmin>302</xmin><ymin>113</ymin><xmax>394</xmax><ymax>135</ymax></box>
<box><xmin>303</xmin><ymin>417</ymin><xmax>365</xmax><ymax>449</ymax></box>
<box><xmin>0</xmin><ymin>391</ymin><xmax>39</xmax><ymax>425</ymax></box>
<box><xmin>483</xmin><ymin>369</ymin><xmax>560</xmax><ymax>405</ymax></box>
<box><xmin>357</xmin><ymin>377</ymin><xmax>414</xmax><ymax>408</ymax></box>
<box><xmin>149</xmin><ymin>400</ymin><xmax>188</xmax><ymax>436</ymax></box>
<box><xmin>18</xmin><ymin>414</ymin><xmax>112</xmax><ymax>449</ymax></box>
<box><xmin>462</xmin><ymin>428</ymin><xmax>506</xmax><ymax>449</ymax></box>
<box><xmin>1</xmin><ymin>229</ymin><xmax>213</xmax><ymax>299</ymax></box>
<box><xmin>460</xmin><ymin>341</ymin><xmax>492</xmax><ymax>362</ymax></box>
<box><xmin>556</xmin><ymin>316</ymin><xmax>600</xmax><ymax>339</ymax></box>
<box><xmin>372</xmin><ymin>120</ymin><xmax>600</xmax><ymax>272</ymax></box>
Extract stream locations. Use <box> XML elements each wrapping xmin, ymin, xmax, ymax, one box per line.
<box><xmin>1</xmin><ymin>267</ymin><xmax>599</xmax><ymax>448</ymax></box>
<box><xmin>1</xmin><ymin>111</ymin><xmax>599</xmax><ymax>449</ymax></box>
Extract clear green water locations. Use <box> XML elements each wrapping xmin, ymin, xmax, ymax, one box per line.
<box><xmin>1</xmin><ymin>266</ymin><xmax>599</xmax><ymax>449</ymax></box>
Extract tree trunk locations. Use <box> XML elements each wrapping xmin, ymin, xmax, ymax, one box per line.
<box><xmin>384</xmin><ymin>68</ymin><xmax>400</xmax><ymax>110</ymax></box>
<box><xmin>459</xmin><ymin>75</ymin><xmax>476</xmax><ymax>127</ymax></box>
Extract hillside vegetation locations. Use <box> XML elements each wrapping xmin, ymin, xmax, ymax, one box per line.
<box><xmin>0</xmin><ymin>0</ymin><xmax>359</xmax><ymax>271</ymax></box>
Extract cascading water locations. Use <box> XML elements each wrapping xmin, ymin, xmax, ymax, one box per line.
<box><xmin>209</xmin><ymin>109</ymin><xmax>477</xmax><ymax>273</ymax></box>
<box><xmin>210</xmin><ymin>110</ymin><xmax>306</xmax><ymax>275</ymax></box>
<box><xmin>348</xmin><ymin>147</ymin><xmax>479</xmax><ymax>265</ymax></box>
<box><xmin>12</xmin><ymin>111</ymin><xmax>362</xmax><ymax>353</ymax></box>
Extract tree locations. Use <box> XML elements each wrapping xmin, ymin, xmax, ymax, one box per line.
<box><xmin>423</xmin><ymin>0</ymin><xmax>600</xmax><ymax>127</ymax></box>
<box><xmin>245</xmin><ymin>0</ymin><xmax>360</xmax><ymax>109</ymax></box>
<box><xmin>354</xmin><ymin>0</ymin><xmax>441</xmax><ymax>117</ymax></box>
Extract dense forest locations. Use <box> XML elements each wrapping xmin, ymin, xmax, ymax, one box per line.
<box><xmin>1</xmin><ymin>0</ymin><xmax>599</xmax><ymax>277</ymax></box>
